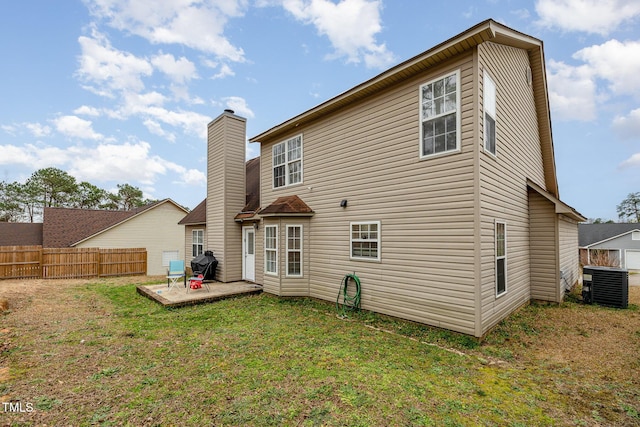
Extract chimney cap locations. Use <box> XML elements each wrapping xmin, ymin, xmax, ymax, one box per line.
<box><xmin>224</xmin><ymin>109</ymin><xmax>235</xmax><ymax>114</ymax></box>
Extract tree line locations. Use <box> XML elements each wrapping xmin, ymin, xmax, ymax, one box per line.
<box><xmin>0</xmin><ymin>167</ymin><xmax>154</xmax><ymax>222</ymax></box>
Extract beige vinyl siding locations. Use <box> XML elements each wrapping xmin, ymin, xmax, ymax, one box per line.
<box><xmin>75</xmin><ymin>202</ymin><xmax>185</xmax><ymax>275</ymax></box>
<box><xmin>258</xmin><ymin>53</ymin><xmax>478</xmax><ymax>335</ymax></box>
<box><xmin>528</xmin><ymin>189</ymin><xmax>558</xmax><ymax>301</ymax></box>
<box><xmin>184</xmin><ymin>226</ymin><xmax>207</xmax><ymax>271</ymax></box>
<box><xmin>558</xmin><ymin>215</ymin><xmax>580</xmax><ymax>292</ymax></box>
<box><xmin>477</xmin><ymin>42</ymin><xmax>546</xmax><ymax>334</ymax></box>
<box><xmin>206</xmin><ymin>113</ymin><xmax>246</xmax><ymax>282</ymax></box>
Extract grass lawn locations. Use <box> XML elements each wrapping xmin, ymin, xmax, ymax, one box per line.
<box><xmin>1</xmin><ymin>277</ymin><xmax>639</xmax><ymax>426</ymax></box>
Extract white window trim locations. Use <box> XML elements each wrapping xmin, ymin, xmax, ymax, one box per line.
<box><xmin>495</xmin><ymin>220</ymin><xmax>507</xmax><ymax>297</ymax></box>
<box><xmin>483</xmin><ymin>70</ymin><xmax>497</xmax><ymax>157</ymax></box>
<box><xmin>192</xmin><ymin>229</ymin><xmax>204</xmax><ymax>257</ymax></box>
<box><xmin>419</xmin><ymin>70</ymin><xmax>461</xmax><ymax>160</ymax></box>
<box><xmin>632</xmin><ymin>231</ymin><xmax>640</xmax><ymax>241</ymax></box>
<box><xmin>286</xmin><ymin>224</ymin><xmax>303</xmax><ymax>278</ymax></box>
<box><xmin>350</xmin><ymin>221</ymin><xmax>381</xmax><ymax>262</ymax></box>
<box><xmin>264</xmin><ymin>225</ymin><xmax>278</xmax><ymax>276</ymax></box>
<box><xmin>272</xmin><ymin>134</ymin><xmax>303</xmax><ymax>189</ymax></box>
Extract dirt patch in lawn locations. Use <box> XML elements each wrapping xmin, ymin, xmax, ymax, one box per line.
<box><xmin>481</xmin><ymin>285</ymin><xmax>640</xmax><ymax>423</ymax></box>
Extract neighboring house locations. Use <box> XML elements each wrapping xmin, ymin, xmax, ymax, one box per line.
<box><xmin>579</xmin><ymin>223</ymin><xmax>640</xmax><ymax>270</ymax></box>
<box><xmin>43</xmin><ymin>199</ymin><xmax>188</xmax><ymax>275</ymax></box>
<box><xmin>0</xmin><ymin>223</ymin><xmax>43</xmax><ymax>246</ymax></box>
<box><xmin>201</xmin><ymin>20</ymin><xmax>585</xmax><ymax>338</ymax></box>
<box><xmin>181</xmin><ymin>157</ymin><xmax>260</xmax><ymax>268</ymax></box>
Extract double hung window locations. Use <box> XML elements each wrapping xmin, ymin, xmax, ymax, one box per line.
<box><xmin>350</xmin><ymin>221</ymin><xmax>380</xmax><ymax>261</ymax></box>
<box><xmin>420</xmin><ymin>71</ymin><xmax>460</xmax><ymax>158</ymax></box>
<box><xmin>265</xmin><ymin>225</ymin><xmax>278</xmax><ymax>275</ymax></box>
<box><xmin>484</xmin><ymin>71</ymin><xmax>497</xmax><ymax>155</ymax></box>
<box><xmin>495</xmin><ymin>221</ymin><xmax>507</xmax><ymax>296</ymax></box>
<box><xmin>273</xmin><ymin>135</ymin><xmax>302</xmax><ymax>188</ymax></box>
<box><xmin>192</xmin><ymin>229</ymin><xmax>204</xmax><ymax>257</ymax></box>
<box><xmin>286</xmin><ymin>225</ymin><xmax>302</xmax><ymax>277</ymax></box>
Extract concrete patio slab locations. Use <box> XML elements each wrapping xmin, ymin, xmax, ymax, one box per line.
<box><xmin>137</xmin><ymin>281</ymin><xmax>263</xmax><ymax>307</ymax></box>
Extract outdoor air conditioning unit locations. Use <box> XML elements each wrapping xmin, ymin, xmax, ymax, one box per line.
<box><xmin>582</xmin><ymin>266</ymin><xmax>629</xmax><ymax>309</ymax></box>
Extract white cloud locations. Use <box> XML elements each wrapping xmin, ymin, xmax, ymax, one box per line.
<box><xmin>143</xmin><ymin>119</ymin><xmax>176</xmax><ymax>142</ymax></box>
<box><xmin>1</xmin><ymin>122</ymin><xmax>52</xmax><ymax>138</ymax></box>
<box><xmin>547</xmin><ymin>59</ymin><xmax>597</xmax><ymax>121</ymax></box>
<box><xmin>547</xmin><ymin>39</ymin><xmax>640</xmax><ymax>123</ymax></box>
<box><xmin>74</xmin><ymin>105</ymin><xmax>101</xmax><ymax>116</ymax></box>
<box><xmin>151</xmin><ymin>52</ymin><xmax>198</xmax><ymax>84</ymax></box>
<box><xmin>52</xmin><ymin>115</ymin><xmax>104</xmax><ymax>140</ymax></box>
<box><xmin>68</xmin><ymin>140</ymin><xmax>166</xmax><ymax>184</ymax></box>
<box><xmin>222</xmin><ymin>96</ymin><xmax>255</xmax><ymax>119</ymax></box>
<box><xmin>84</xmin><ymin>0</ymin><xmax>247</xmax><ymax>62</ymax></box>
<box><xmin>573</xmin><ymin>39</ymin><xmax>640</xmax><ymax>95</ymax></box>
<box><xmin>279</xmin><ymin>0</ymin><xmax>395</xmax><ymax>68</ymax></box>
<box><xmin>613</xmin><ymin>108</ymin><xmax>640</xmax><ymax>140</ymax></box>
<box><xmin>619</xmin><ymin>153</ymin><xmax>640</xmax><ymax>169</ymax></box>
<box><xmin>25</xmin><ymin>122</ymin><xmax>52</xmax><ymax>138</ymax></box>
<box><xmin>535</xmin><ymin>0</ymin><xmax>640</xmax><ymax>35</ymax></box>
<box><xmin>76</xmin><ymin>27</ymin><xmax>153</xmax><ymax>96</ymax></box>
<box><xmin>0</xmin><ymin>140</ymin><xmax>206</xmax><ymax>187</ymax></box>
<box><xmin>178</xmin><ymin>168</ymin><xmax>207</xmax><ymax>186</ymax></box>
<box><xmin>0</xmin><ymin>144</ymin><xmax>71</xmax><ymax>168</ymax></box>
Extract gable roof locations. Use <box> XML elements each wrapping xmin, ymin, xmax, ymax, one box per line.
<box><xmin>0</xmin><ymin>222</ymin><xmax>43</xmax><ymax>246</ymax></box>
<box><xmin>527</xmin><ymin>180</ymin><xmax>586</xmax><ymax>222</ymax></box>
<box><xmin>43</xmin><ymin>199</ymin><xmax>187</xmax><ymax>247</ymax></box>
<box><xmin>258</xmin><ymin>195</ymin><xmax>314</xmax><ymax>216</ymax></box>
<box><xmin>250</xmin><ymin>19</ymin><xmax>559</xmax><ymax>197</ymax></box>
<box><xmin>579</xmin><ymin>223</ymin><xmax>640</xmax><ymax>247</ymax></box>
<box><xmin>178</xmin><ymin>198</ymin><xmax>206</xmax><ymax>225</ymax></box>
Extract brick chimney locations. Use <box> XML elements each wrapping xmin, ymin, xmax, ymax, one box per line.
<box><xmin>206</xmin><ymin>110</ymin><xmax>246</xmax><ymax>282</ymax></box>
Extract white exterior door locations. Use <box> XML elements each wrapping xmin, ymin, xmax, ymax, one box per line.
<box><xmin>626</xmin><ymin>250</ymin><xmax>640</xmax><ymax>270</ymax></box>
<box><xmin>243</xmin><ymin>227</ymin><xmax>256</xmax><ymax>281</ymax></box>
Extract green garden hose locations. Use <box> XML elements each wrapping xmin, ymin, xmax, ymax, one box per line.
<box><xmin>336</xmin><ymin>273</ymin><xmax>361</xmax><ymax>317</ymax></box>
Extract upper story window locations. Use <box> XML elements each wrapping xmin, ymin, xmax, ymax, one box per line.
<box><xmin>484</xmin><ymin>71</ymin><xmax>497</xmax><ymax>156</ymax></box>
<box><xmin>420</xmin><ymin>71</ymin><xmax>460</xmax><ymax>158</ymax></box>
<box><xmin>273</xmin><ymin>135</ymin><xmax>302</xmax><ymax>188</ymax></box>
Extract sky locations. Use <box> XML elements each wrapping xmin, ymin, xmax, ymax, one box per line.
<box><xmin>0</xmin><ymin>0</ymin><xmax>639</xmax><ymax>221</ymax></box>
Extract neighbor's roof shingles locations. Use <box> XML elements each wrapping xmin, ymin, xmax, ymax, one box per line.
<box><xmin>578</xmin><ymin>223</ymin><xmax>640</xmax><ymax>247</ymax></box>
<box><xmin>0</xmin><ymin>223</ymin><xmax>43</xmax><ymax>246</ymax></box>
<box><xmin>43</xmin><ymin>199</ymin><xmax>174</xmax><ymax>247</ymax></box>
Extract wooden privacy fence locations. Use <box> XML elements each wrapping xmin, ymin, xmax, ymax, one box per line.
<box><xmin>0</xmin><ymin>246</ymin><xmax>147</xmax><ymax>280</ymax></box>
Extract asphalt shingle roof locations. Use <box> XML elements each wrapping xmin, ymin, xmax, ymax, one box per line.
<box><xmin>578</xmin><ymin>223</ymin><xmax>640</xmax><ymax>247</ymax></box>
<box><xmin>43</xmin><ymin>200</ymin><xmax>167</xmax><ymax>247</ymax></box>
<box><xmin>0</xmin><ymin>223</ymin><xmax>43</xmax><ymax>246</ymax></box>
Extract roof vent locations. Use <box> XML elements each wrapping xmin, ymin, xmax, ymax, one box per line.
<box><xmin>224</xmin><ymin>109</ymin><xmax>235</xmax><ymax>114</ymax></box>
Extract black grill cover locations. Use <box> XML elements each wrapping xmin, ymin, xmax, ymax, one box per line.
<box><xmin>191</xmin><ymin>250</ymin><xmax>217</xmax><ymax>280</ymax></box>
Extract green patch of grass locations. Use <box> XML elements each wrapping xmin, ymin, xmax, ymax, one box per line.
<box><xmin>2</xmin><ymin>279</ymin><xmax>637</xmax><ymax>426</ymax></box>
<box><xmin>34</xmin><ymin>395</ymin><xmax>63</xmax><ymax>410</ymax></box>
